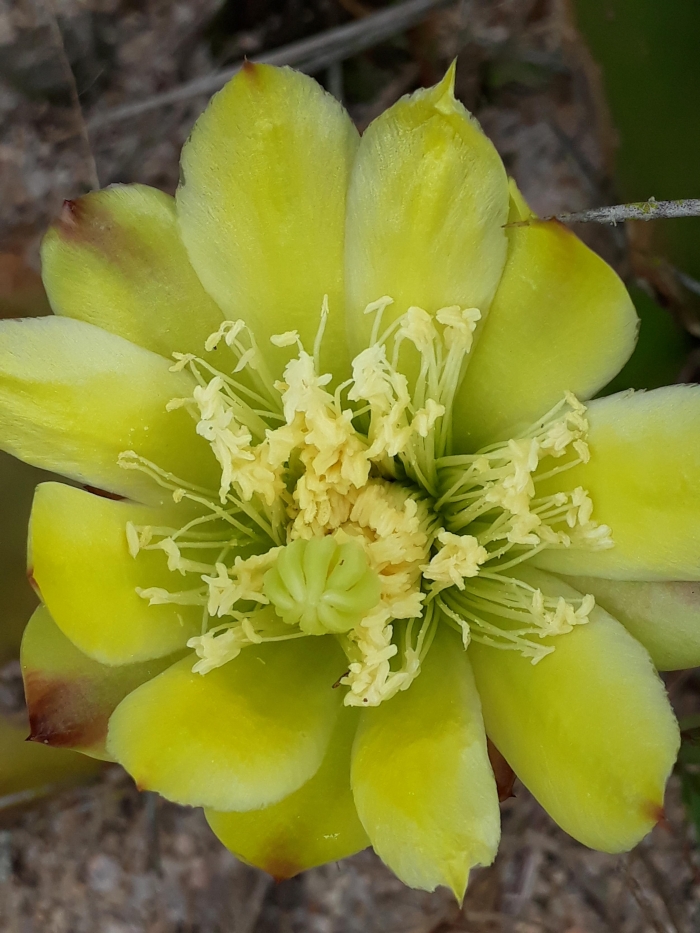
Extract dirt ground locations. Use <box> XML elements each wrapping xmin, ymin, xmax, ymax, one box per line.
<box><xmin>1</xmin><ymin>0</ymin><xmax>699</xmax><ymax>930</ymax></box>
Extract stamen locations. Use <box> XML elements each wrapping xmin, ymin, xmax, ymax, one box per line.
<box><xmin>125</xmin><ymin>298</ymin><xmax>614</xmax><ymax>701</ymax></box>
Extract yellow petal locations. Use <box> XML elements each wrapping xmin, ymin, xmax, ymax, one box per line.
<box><xmin>350</xmin><ymin>625</ymin><xmax>500</xmax><ymax>899</ymax></box>
<box><xmin>0</xmin><ymin>316</ymin><xmax>216</xmax><ymax>504</ymax></box>
<box><xmin>41</xmin><ymin>185</ymin><xmax>225</xmax><ymax>360</ymax></box>
<box><xmin>30</xmin><ymin>482</ymin><xmax>201</xmax><ymax>665</ymax></box>
<box><xmin>0</xmin><ymin>711</ymin><xmax>101</xmax><ymax>803</ymax></box>
<box><xmin>454</xmin><ymin>185</ymin><xmax>638</xmax><ymax>451</ymax></box>
<box><xmin>345</xmin><ymin>63</ymin><xmax>509</xmax><ymax>357</ymax></box>
<box><xmin>533</xmin><ymin>385</ymin><xmax>700</xmax><ymax>579</ymax></box>
<box><xmin>560</xmin><ymin>574</ymin><xmax>700</xmax><ymax>671</ymax></box>
<box><xmin>206</xmin><ymin>708</ymin><xmax>368</xmax><ymax>878</ymax></box>
<box><xmin>469</xmin><ymin>567</ymin><xmax>679</xmax><ymax>853</ymax></box>
<box><xmin>176</xmin><ymin>63</ymin><xmax>359</xmax><ymax>379</ymax></box>
<box><xmin>21</xmin><ymin>606</ymin><xmax>180</xmax><ymax>759</ymax></box>
<box><xmin>107</xmin><ymin>635</ymin><xmax>346</xmax><ymax>810</ymax></box>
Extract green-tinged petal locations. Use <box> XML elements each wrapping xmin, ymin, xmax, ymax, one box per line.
<box><xmin>533</xmin><ymin>385</ymin><xmax>700</xmax><ymax>579</ymax></box>
<box><xmin>206</xmin><ymin>708</ymin><xmax>368</xmax><ymax>878</ymax></box>
<box><xmin>107</xmin><ymin>635</ymin><xmax>345</xmax><ymax>810</ymax></box>
<box><xmin>345</xmin><ymin>64</ymin><xmax>509</xmax><ymax>358</ymax></box>
<box><xmin>453</xmin><ymin>184</ymin><xmax>638</xmax><ymax>451</ymax></box>
<box><xmin>0</xmin><ymin>316</ymin><xmax>216</xmax><ymax>504</ymax></box>
<box><xmin>351</xmin><ymin>625</ymin><xmax>500</xmax><ymax>899</ymax></box>
<box><xmin>470</xmin><ymin>567</ymin><xmax>679</xmax><ymax>853</ymax></box>
<box><xmin>561</xmin><ymin>574</ymin><xmax>700</xmax><ymax>671</ymax></box>
<box><xmin>21</xmin><ymin>606</ymin><xmax>180</xmax><ymax>760</ymax></box>
<box><xmin>41</xmin><ymin>185</ymin><xmax>225</xmax><ymax>359</ymax></box>
<box><xmin>30</xmin><ymin>482</ymin><xmax>201</xmax><ymax>665</ymax></box>
<box><xmin>0</xmin><ymin>712</ymin><xmax>101</xmax><ymax>804</ymax></box>
<box><xmin>176</xmin><ymin>63</ymin><xmax>359</xmax><ymax>379</ymax></box>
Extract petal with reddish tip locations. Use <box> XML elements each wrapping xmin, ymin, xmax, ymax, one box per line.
<box><xmin>454</xmin><ymin>186</ymin><xmax>638</xmax><ymax>451</ymax></box>
<box><xmin>560</xmin><ymin>575</ymin><xmax>700</xmax><ymax>671</ymax></box>
<box><xmin>177</xmin><ymin>63</ymin><xmax>359</xmax><ymax>380</ymax></box>
<box><xmin>0</xmin><ymin>711</ymin><xmax>102</xmax><ymax>803</ymax></box>
<box><xmin>469</xmin><ymin>567</ymin><xmax>679</xmax><ymax>853</ymax></box>
<box><xmin>41</xmin><ymin>185</ymin><xmax>225</xmax><ymax>360</ymax></box>
<box><xmin>533</xmin><ymin>386</ymin><xmax>700</xmax><ymax>580</ymax></box>
<box><xmin>0</xmin><ymin>316</ymin><xmax>217</xmax><ymax>504</ymax></box>
<box><xmin>206</xmin><ymin>708</ymin><xmax>368</xmax><ymax>877</ymax></box>
<box><xmin>21</xmin><ymin>605</ymin><xmax>180</xmax><ymax>760</ymax></box>
<box><xmin>345</xmin><ymin>64</ymin><xmax>509</xmax><ymax>359</ymax></box>
<box><xmin>30</xmin><ymin>482</ymin><xmax>202</xmax><ymax>665</ymax></box>
<box><xmin>107</xmin><ymin>636</ymin><xmax>345</xmax><ymax>811</ymax></box>
<box><xmin>350</xmin><ymin>625</ymin><xmax>500</xmax><ymax>899</ymax></box>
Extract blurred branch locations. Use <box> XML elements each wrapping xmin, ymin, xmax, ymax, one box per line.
<box><xmin>88</xmin><ymin>0</ymin><xmax>454</xmax><ymax>131</ymax></box>
<box><xmin>545</xmin><ymin>198</ymin><xmax>700</xmax><ymax>225</ymax></box>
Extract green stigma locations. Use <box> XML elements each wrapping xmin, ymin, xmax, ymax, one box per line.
<box><xmin>263</xmin><ymin>537</ymin><xmax>381</xmax><ymax>636</ymax></box>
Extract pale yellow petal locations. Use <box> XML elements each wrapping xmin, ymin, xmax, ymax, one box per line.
<box><xmin>30</xmin><ymin>482</ymin><xmax>201</xmax><ymax>665</ymax></box>
<box><xmin>206</xmin><ymin>709</ymin><xmax>368</xmax><ymax>878</ymax></box>
<box><xmin>0</xmin><ymin>316</ymin><xmax>217</xmax><ymax>504</ymax></box>
<box><xmin>560</xmin><ymin>574</ymin><xmax>700</xmax><ymax>671</ymax></box>
<box><xmin>107</xmin><ymin>636</ymin><xmax>346</xmax><ymax>811</ymax></box>
<box><xmin>454</xmin><ymin>186</ymin><xmax>638</xmax><ymax>451</ymax></box>
<box><xmin>534</xmin><ymin>386</ymin><xmax>700</xmax><ymax>579</ymax></box>
<box><xmin>176</xmin><ymin>63</ymin><xmax>359</xmax><ymax>379</ymax></box>
<box><xmin>351</xmin><ymin>625</ymin><xmax>500</xmax><ymax>899</ymax></box>
<box><xmin>470</xmin><ymin>567</ymin><xmax>679</xmax><ymax>853</ymax></box>
<box><xmin>41</xmin><ymin>185</ymin><xmax>225</xmax><ymax>359</ymax></box>
<box><xmin>345</xmin><ymin>64</ymin><xmax>509</xmax><ymax>358</ymax></box>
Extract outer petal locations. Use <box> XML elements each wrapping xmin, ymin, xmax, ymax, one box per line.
<box><xmin>453</xmin><ymin>184</ymin><xmax>638</xmax><ymax>451</ymax></box>
<box><xmin>30</xmin><ymin>482</ymin><xmax>201</xmax><ymax>665</ymax></box>
<box><xmin>21</xmin><ymin>606</ymin><xmax>180</xmax><ymax>760</ymax></box>
<box><xmin>469</xmin><ymin>567</ymin><xmax>679</xmax><ymax>853</ymax></box>
<box><xmin>107</xmin><ymin>635</ymin><xmax>345</xmax><ymax>811</ymax></box>
<box><xmin>0</xmin><ymin>711</ymin><xmax>101</xmax><ymax>802</ymax></box>
<box><xmin>345</xmin><ymin>64</ymin><xmax>509</xmax><ymax>357</ymax></box>
<box><xmin>206</xmin><ymin>708</ymin><xmax>368</xmax><ymax>878</ymax></box>
<box><xmin>41</xmin><ymin>185</ymin><xmax>225</xmax><ymax>359</ymax></box>
<box><xmin>176</xmin><ymin>63</ymin><xmax>359</xmax><ymax>379</ymax></box>
<box><xmin>0</xmin><ymin>316</ymin><xmax>216</xmax><ymax>504</ymax></box>
<box><xmin>350</xmin><ymin>625</ymin><xmax>500</xmax><ymax>899</ymax></box>
<box><xmin>533</xmin><ymin>386</ymin><xmax>700</xmax><ymax>579</ymax></box>
<box><xmin>560</xmin><ymin>574</ymin><xmax>700</xmax><ymax>671</ymax></box>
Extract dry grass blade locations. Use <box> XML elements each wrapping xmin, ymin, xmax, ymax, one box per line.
<box><xmin>88</xmin><ymin>0</ymin><xmax>455</xmax><ymax>130</ymax></box>
<box><xmin>633</xmin><ymin>847</ymin><xmax>686</xmax><ymax>933</ymax></box>
<box><xmin>624</xmin><ymin>857</ymin><xmax>672</xmax><ymax>933</ymax></box>
<box><xmin>45</xmin><ymin>0</ymin><xmax>99</xmax><ymax>189</ymax></box>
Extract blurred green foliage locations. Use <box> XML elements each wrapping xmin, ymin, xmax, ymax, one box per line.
<box><xmin>600</xmin><ymin>285</ymin><xmax>690</xmax><ymax>396</ymax></box>
<box><xmin>0</xmin><ymin>453</ymin><xmax>48</xmax><ymax>663</ymax></box>
<box><xmin>575</xmin><ymin>0</ymin><xmax>700</xmax><ymax>282</ymax></box>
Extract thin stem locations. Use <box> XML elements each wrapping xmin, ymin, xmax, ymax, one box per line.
<box><xmin>508</xmin><ymin>198</ymin><xmax>700</xmax><ymax>227</ymax></box>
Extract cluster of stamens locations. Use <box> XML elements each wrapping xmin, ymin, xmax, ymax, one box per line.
<box><xmin>121</xmin><ymin>296</ymin><xmax>613</xmax><ymax>706</ymax></box>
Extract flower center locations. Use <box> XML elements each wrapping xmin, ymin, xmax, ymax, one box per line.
<box><xmin>263</xmin><ymin>537</ymin><xmax>381</xmax><ymax>636</ymax></box>
<box><xmin>120</xmin><ymin>297</ymin><xmax>613</xmax><ymax>706</ymax></box>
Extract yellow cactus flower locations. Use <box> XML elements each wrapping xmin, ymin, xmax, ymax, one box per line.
<box><xmin>1</xmin><ymin>61</ymin><xmax>697</xmax><ymax>897</ymax></box>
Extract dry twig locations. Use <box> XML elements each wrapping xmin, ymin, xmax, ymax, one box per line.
<box><xmin>546</xmin><ymin>198</ymin><xmax>700</xmax><ymax>226</ymax></box>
